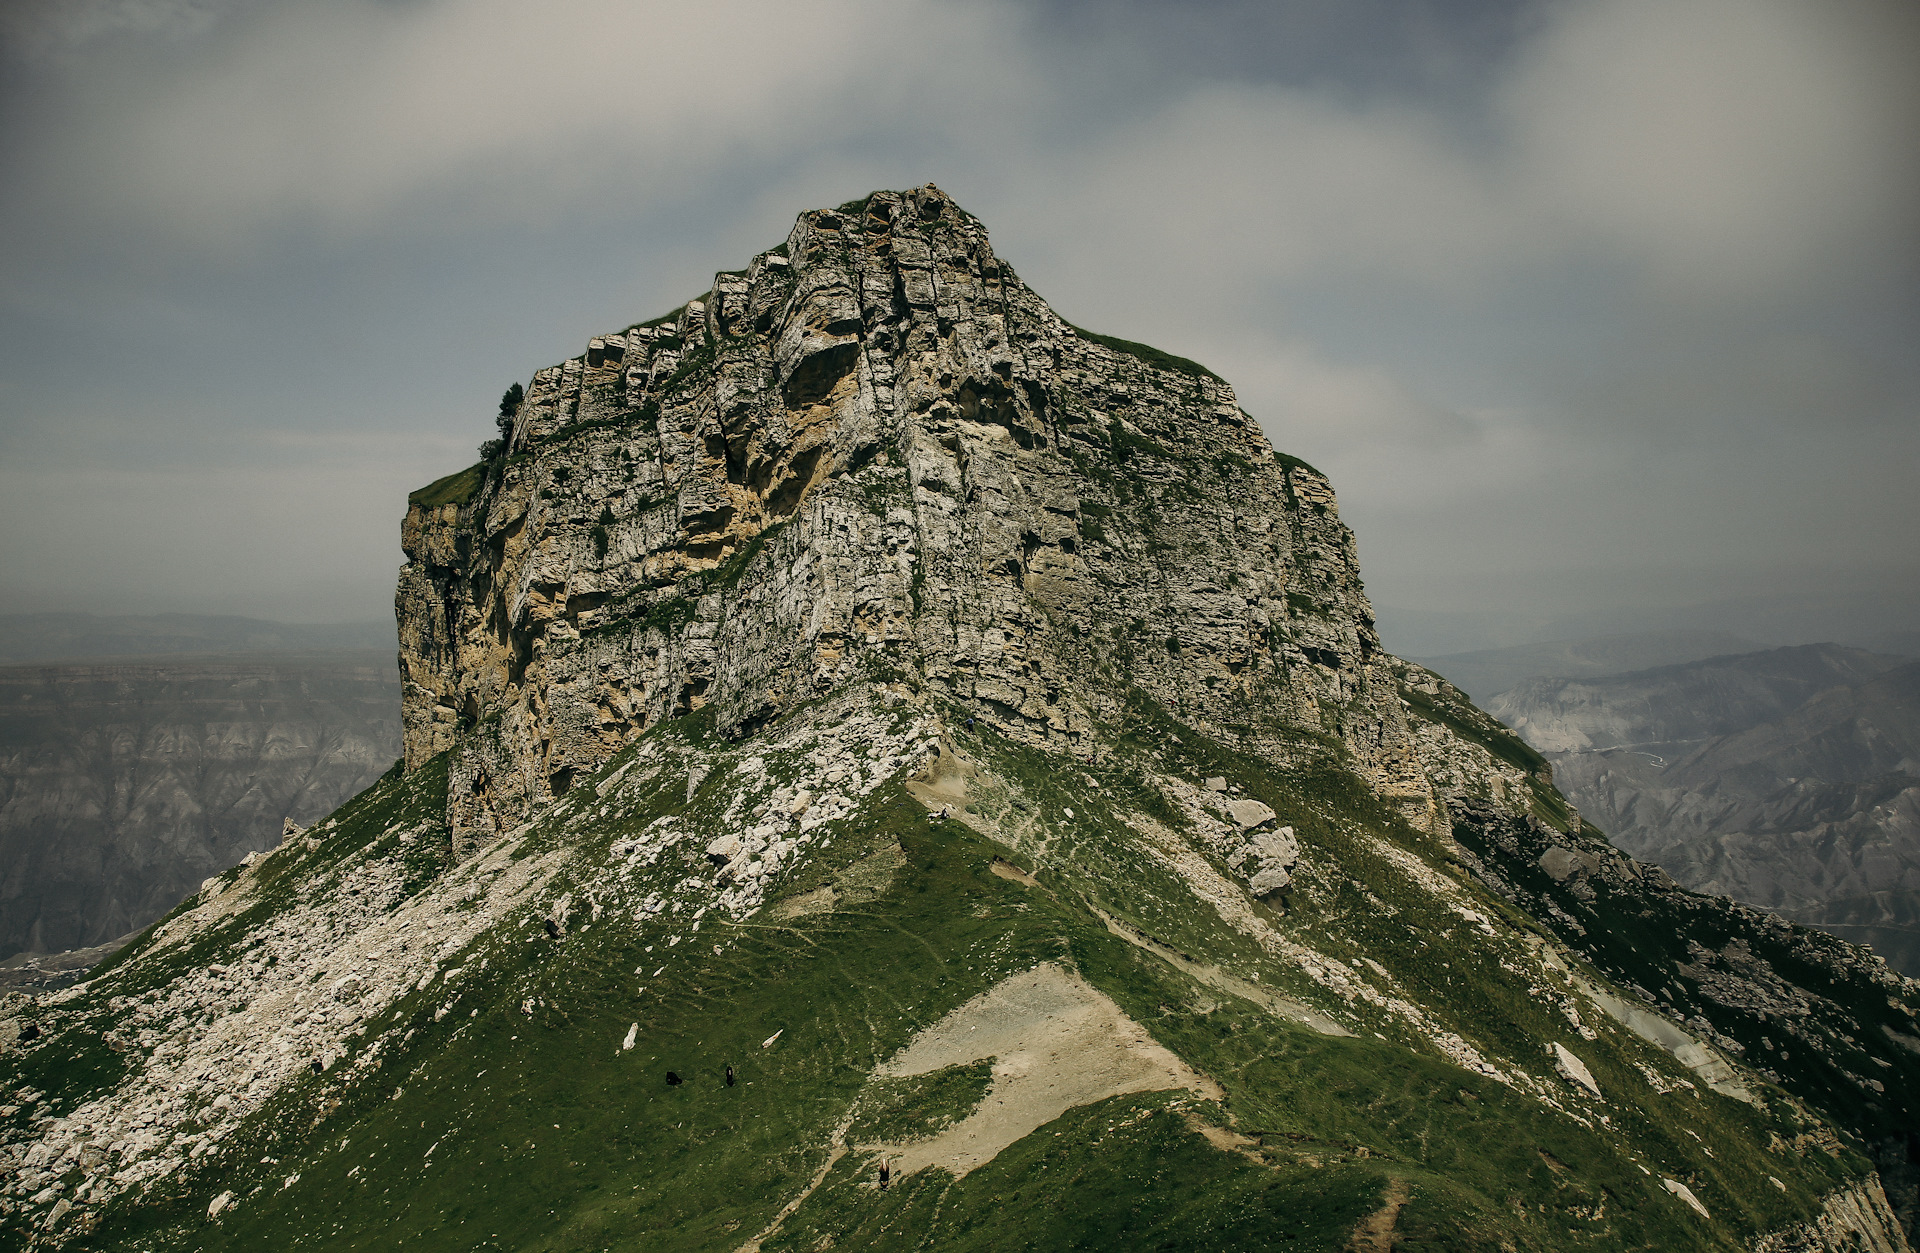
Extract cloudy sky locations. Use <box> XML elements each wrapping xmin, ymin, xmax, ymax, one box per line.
<box><xmin>1</xmin><ymin>0</ymin><xmax>1914</xmax><ymax>655</ymax></box>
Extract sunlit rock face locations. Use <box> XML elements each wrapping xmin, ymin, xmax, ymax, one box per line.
<box><xmin>398</xmin><ymin>185</ymin><xmax>1438</xmax><ymax>854</ymax></box>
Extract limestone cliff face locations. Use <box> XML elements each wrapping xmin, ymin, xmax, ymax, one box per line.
<box><xmin>398</xmin><ymin>186</ymin><xmax>1442</xmax><ymax>853</ymax></box>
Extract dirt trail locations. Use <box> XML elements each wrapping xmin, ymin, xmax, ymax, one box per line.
<box><xmin>734</xmin><ymin>1112</ymin><xmax>854</xmax><ymax>1253</ymax></box>
<box><xmin>865</xmin><ymin>963</ymin><xmax>1221</xmax><ymax>1179</ymax></box>
<box><xmin>1093</xmin><ymin>907</ymin><xmax>1350</xmax><ymax>1037</ymax></box>
<box><xmin>1349</xmin><ymin>1177</ymin><xmax>1408</xmax><ymax>1252</ymax></box>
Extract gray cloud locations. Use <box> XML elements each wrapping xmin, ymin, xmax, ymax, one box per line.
<box><xmin>0</xmin><ymin>0</ymin><xmax>1913</xmax><ymax>650</ymax></box>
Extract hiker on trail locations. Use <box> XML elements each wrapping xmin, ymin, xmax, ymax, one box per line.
<box><xmin>725</xmin><ymin>1065</ymin><xmax>736</xmax><ymax>1087</ymax></box>
<box><xmin>878</xmin><ymin>1158</ymin><xmax>891</xmax><ymax>1190</ymax></box>
<box><xmin>936</xmin><ymin>805</ymin><xmax>951</xmax><ymax>820</ymax></box>
<box><xmin>665</xmin><ymin>1071</ymin><xmax>682</xmax><ymax>1086</ymax></box>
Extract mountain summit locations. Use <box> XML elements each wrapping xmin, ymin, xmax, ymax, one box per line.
<box><xmin>4</xmin><ymin>187</ymin><xmax>1916</xmax><ymax>1251</ymax></box>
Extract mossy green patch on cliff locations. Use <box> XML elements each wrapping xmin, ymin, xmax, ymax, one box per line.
<box><xmin>1064</xmin><ymin>322</ymin><xmax>1223</xmax><ymax>382</ymax></box>
<box><xmin>704</xmin><ymin>520</ymin><xmax>790</xmax><ymax>591</ymax></box>
<box><xmin>1401</xmin><ymin>681</ymin><xmax>1550</xmax><ymax>778</ymax></box>
<box><xmin>408</xmin><ymin>463</ymin><xmax>486</xmax><ymax>510</ymax></box>
<box><xmin>1106</xmin><ymin>419</ymin><xmax>1172</xmax><ymax>463</ymax></box>
<box><xmin>1274</xmin><ymin>450</ymin><xmax>1325</xmax><ymax>477</ymax></box>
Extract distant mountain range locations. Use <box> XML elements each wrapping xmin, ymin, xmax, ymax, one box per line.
<box><xmin>1484</xmin><ymin>643</ymin><xmax>1920</xmax><ymax>974</ymax></box>
<box><xmin>1408</xmin><ymin>630</ymin><xmax>1767</xmax><ymax>702</ymax></box>
<box><xmin>0</xmin><ymin>612</ymin><xmax>393</xmax><ymax>665</ymax></box>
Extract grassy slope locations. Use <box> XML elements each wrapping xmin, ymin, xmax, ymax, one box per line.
<box><xmin>13</xmin><ymin>695</ymin><xmax>1872</xmax><ymax>1252</ymax></box>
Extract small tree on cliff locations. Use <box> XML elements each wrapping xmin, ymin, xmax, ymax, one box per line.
<box><xmin>496</xmin><ymin>383</ymin><xmax>524</xmax><ymax>441</ymax></box>
<box><xmin>481</xmin><ymin>382</ymin><xmax>525</xmax><ymax>460</ymax></box>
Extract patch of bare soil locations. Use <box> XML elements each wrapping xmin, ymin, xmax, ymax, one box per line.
<box><xmin>987</xmin><ymin>857</ymin><xmax>1038</xmax><ymax>887</ymax></box>
<box><xmin>862</xmin><ymin>962</ymin><xmax>1222</xmax><ymax>1179</ymax></box>
<box><xmin>1349</xmin><ymin>1176</ymin><xmax>1408</xmax><ymax>1253</ymax></box>
<box><xmin>765</xmin><ymin>842</ymin><xmax>905</xmax><ymax>921</ymax></box>
<box><xmin>1181</xmin><ymin>1109</ymin><xmax>1266</xmax><ymax>1166</ymax></box>
<box><xmin>902</xmin><ymin>741</ymin><xmax>973</xmax><ymax>813</ymax></box>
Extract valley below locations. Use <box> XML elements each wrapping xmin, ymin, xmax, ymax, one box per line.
<box><xmin>1483</xmin><ymin>644</ymin><xmax>1920</xmax><ymax>974</ymax></box>
<box><xmin>0</xmin><ymin>650</ymin><xmax>401</xmax><ymax>966</ymax></box>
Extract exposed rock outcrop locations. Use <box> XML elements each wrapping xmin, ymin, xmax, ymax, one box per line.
<box><xmin>397</xmin><ymin>185</ymin><xmax>1440</xmax><ymax>854</ymax></box>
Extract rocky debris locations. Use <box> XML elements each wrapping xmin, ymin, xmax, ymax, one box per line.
<box><xmin>1754</xmin><ymin>1181</ymin><xmax>1913</xmax><ymax>1253</ymax></box>
<box><xmin>1662</xmin><ymin>1178</ymin><xmax>1710</xmax><ymax>1219</ymax></box>
<box><xmin>1550</xmin><ymin>1042</ymin><xmax>1601</xmax><ymax>1097</ymax></box>
<box><xmin>1229</xmin><ymin>826</ymin><xmax>1299</xmax><ymax>898</ymax></box>
<box><xmin>1218</xmin><ymin>797</ymin><xmax>1277</xmax><ymax>832</ymax></box>
<box><xmin>0</xmin><ymin>786</ymin><xmax>561</xmax><ymax>1227</ymax></box>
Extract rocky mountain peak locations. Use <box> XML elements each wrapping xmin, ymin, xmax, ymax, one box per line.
<box><xmin>399</xmin><ymin>185</ymin><xmax>1437</xmax><ymax>857</ymax></box>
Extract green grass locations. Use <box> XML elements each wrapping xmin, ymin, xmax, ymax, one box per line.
<box><xmin>21</xmin><ymin>680</ymin><xmax>1883</xmax><ymax>1253</ymax></box>
<box><xmin>847</xmin><ymin>1061</ymin><xmax>993</xmax><ymax>1143</ymax></box>
<box><xmin>770</xmin><ymin>1092</ymin><xmax>1388</xmax><ymax>1253</ymax></box>
<box><xmin>408</xmin><ymin>463</ymin><xmax>486</xmax><ymax>510</ymax></box>
<box><xmin>706</xmin><ymin>520</ymin><xmax>790</xmax><ymax>590</ymax></box>
<box><xmin>1064</xmin><ymin>322</ymin><xmax>1223</xmax><ymax>382</ymax></box>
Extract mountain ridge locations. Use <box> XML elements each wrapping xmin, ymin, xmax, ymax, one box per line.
<box><xmin>1492</xmin><ymin>645</ymin><xmax>1920</xmax><ymax>980</ymax></box>
<box><xmin>0</xmin><ymin>616</ymin><xmax>393</xmax><ymax>667</ymax></box>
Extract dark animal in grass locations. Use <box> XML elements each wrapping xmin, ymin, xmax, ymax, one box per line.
<box><xmin>725</xmin><ymin>1065</ymin><xmax>736</xmax><ymax>1087</ymax></box>
<box><xmin>544</xmin><ymin>919</ymin><xmax>561</xmax><ymax>940</ymax></box>
<box><xmin>665</xmin><ymin>1071</ymin><xmax>683</xmax><ymax>1086</ymax></box>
